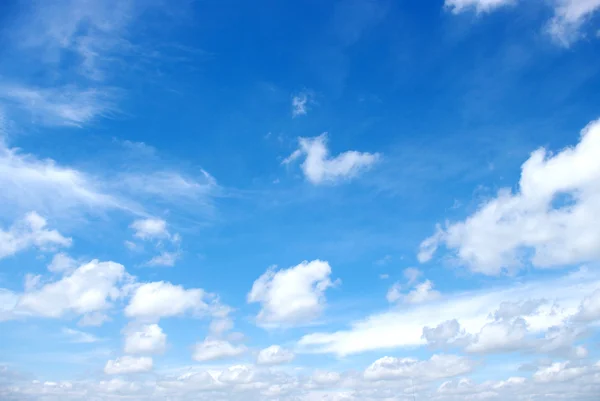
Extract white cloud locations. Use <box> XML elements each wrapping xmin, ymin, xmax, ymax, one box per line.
<box><xmin>548</xmin><ymin>0</ymin><xmax>600</xmax><ymax>46</ymax></box>
<box><xmin>386</xmin><ymin>270</ymin><xmax>440</xmax><ymax>304</ymax></box>
<box><xmin>130</xmin><ymin>218</ymin><xmax>169</xmax><ymax>240</ymax></box>
<box><xmin>533</xmin><ymin>361</ymin><xmax>590</xmax><ymax>383</ymax></box>
<box><xmin>192</xmin><ymin>339</ymin><xmax>247</xmax><ymax>362</ymax></box>
<box><xmin>48</xmin><ymin>252</ymin><xmax>78</xmax><ymax>274</ymax></box>
<box><xmin>574</xmin><ymin>288</ymin><xmax>600</xmax><ymax>321</ymax></box>
<box><xmin>297</xmin><ymin>268</ymin><xmax>599</xmax><ymax>356</ymax></box>
<box><xmin>0</xmin><ymin>141</ymin><xmax>123</xmax><ymax>219</ymax></box>
<box><xmin>62</xmin><ymin>327</ymin><xmax>100</xmax><ymax>343</ymax></box>
<box><xmin>292</xmin><ymin>92</ymin><xmax>310</xmax><ymax>117</ymax></box>
<box><xmin>419</xmin><ymin>119</ymin><xmax>600</xmax><ymax>275</ymax></box>
<box><xmin>248</xmin><ymin>260</ymin><xmax>337</xmax><ymax>327</ymax></box>
<box><xmin>465</xmin><ymin>317</ymin><xmax>529</xmax><ymax>353</ymax></box>
<box><xmin>104</xmin><ymin>356</ymin><xmax>153</xmax><ymax>375</ymax></box>
<box><xmin>125</xmin><ymin>281</ymin><xmax>217</xmax><ymax>320</ymax></box>
<box><xmin>364</xmin><ymin>354</ymin><xmax>475</xmax><ymax>381</ymax></box>
<box><xmin>0</xmin><ymin>85</ymin><xmax>114</xmax><ymax>127</ymax></box>
<box><xmin>283</xmin><ymin>134</ymin><xmax>379</xmax><ymax>185</ymax></box>
<box><xmin>124</xmin><ymin>324</ymin><xmax>167</xmax><ymax>355</ymax></box>
<box><xmin>145</xmin><ymin>251</ymin><xmax>180</xmax><ymax>267</ymax></box>
<box><xmin>256</xmin><ymin>345</ymin><xmax>295</xmax><ymax>365</ymax></box>
<box><xmin>16</xmin><ymin>260</ymin><xmax>127</xmax><ymax>323</ymax></box>
<box><xmin>444</xmin><ymin>0</ymin><xmax>516</xmax><ymax>14</ymax></box>
<box><xmin>405</xmin><ymin>280</ymin><xmax>441</xmax><ymax>304</ymax></box>
<box><xmin>0</xmin><ymin>212</ymin><xmax>71</xmax><ymax>259</ymax></box>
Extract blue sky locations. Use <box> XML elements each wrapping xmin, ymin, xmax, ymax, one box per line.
<box><xmin>1</xmin><ymin>0</ymin><xmax>600</xmax><ymax>400</ymax></box>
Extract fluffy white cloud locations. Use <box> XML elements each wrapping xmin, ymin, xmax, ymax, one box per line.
<box><xmin>124</xmin><ymin>324</ymin><xmax>167</xmax><ymax>355</ymax></box>
<box><xmin>248</xmin><ymin>260</ymin><xmax>337</xmax><ymax>327</ymax></box>
<box><xmin>445</xmin><ymin>0</ymin><xmax>516</xmax><ymax>14</ymax></box>
<box><xmin>364</xmin><ymin>354</ymin><xmax>475</xmax><ymax>381</ymax></box>
<box><xmin>104</xmin><ymin>356</ymin><xmax>153</xmax><ymax>375</ymax></box>
<box><xmin>192</xmin><ymin>339</ymin><xmax>247</xmax><ymax>362</ymax></box>
<box><xmin>465</xmin><ymin>317</ymin><xmax>528</xmax><ymax>353</ymax></box>
<box><xmin>48</xmin><ymin>252</ymin><xmax>78</xmax><ymax>273</ymax></box>
<box><xmin>130</xmin><ymin>218</ymin><xmax>169</xmax><ymax>240</ymax></box>
<box><xmin>548</xmin><ymin>0</ymin><xmax>600</xmax><ymax>46</ymax></box>
<box><xmin>125</xmin><ymin>281</ymin><xmax>218</xmax><ymax>320</ymax></box>
<box><xmin>419</xmin><ymin>119</ymin><xmax>600</xmax><ymax>275</ymax></box>
<box><xmin>533</xmin><ymin>361</ymin><xmax>590</xmax><ymax>383</ymax></box>
<box><xmin>0</xmin><ymin>212</ymin><xmax>71</xmax><ymax>259</ymax></box>
<box><xmin>257</xmin><ymin>345</ymin><xmax>295</xmax><ymax>365</ymax></box>
<box><xmin>16</xmin><ymin>259</ymin><xmax>127</xmax><ymax>323</ymax></box>
<box><xmin>298</xmin><ymin>268</ymin><xmax>598</xmax><ymax>356</ymax></box>
<box><xmin>387</xmin><ymin>279</ymin><xmax>440</xmax><ymax>304</ymax></box>
<box><xmin>283</xmin><ymin>134</ymin><xmax>379</xmax><ymax>185</ymax></box>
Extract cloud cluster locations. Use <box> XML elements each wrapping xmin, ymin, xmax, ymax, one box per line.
<box><xmin>283</xmin><ymin>134</ymin><xmax>379</xmax><ymax>185</ymax></box>
<box><xmin>419</xmin><ymin>119</ymin><xmax>600</xmax><ymax>275</ymax></box>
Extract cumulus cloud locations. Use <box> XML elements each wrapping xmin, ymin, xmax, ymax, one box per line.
<box><xmin>130</xmin><ymin>218</ymin><xmax>169</xmax><ymax>240</ymax></box>
<box><xmin>283</xmin><ymin>134</ymin><xmax>379</xmax><ymax>185</ymax></box>
<box><xmin>124</xmin><ymin>324</ymin><xmax>167</xmax><ymax>355</ymax></box>
<box><xmin>297</xmin><ymin>268</ymin><xmax>599</xmax><ymax>356</ymax></box>
<box><xmin>256</xmin><ymin>345</ymin><xmax>295</xmax><ymax>365</ymax></box>
<box><xmin>364</xmin><ymin>354</ymin><xmax>475</xmax><ymax>381</ymax></box>
<box><xmin>192</xmin><ymin>339</ymin><xmax>247</xmax><ymax>362</ymax></box>
<box><xmin>104</xmin><ymin>356</ymin><xmax>153</xmax><ymax>375</ymax></box>
<box><xmin>0</xmin><ymin>212</ymin><xmax>71</xmax><ymax>259</ymax></box>
<box><xmin>387</xmin><ymin>269</ymin><xmax>440</xmax><ymax>304</ymax></box>
<box><xmin>419</xmin><ymin>119</ymin><xmax>600</xmax><ymax>275</ymax></box>
<box><xmin>47</xmin><ymin>252</ymin><xmax>78</xmax><ymax>274</ymax></box>
<box><xmin>248</xmin><ymin>260</ymin><xmax>337</xmax><ymax>327</ymax></box>
<box><xmin>125</xmin><ymin>281</ymin><xmax>220</xmax><ymax>321</ymax></box>
<box><xmin>16</xmin><ymin>260</ymin><xmax>127</xmax><ymax>324</ymax></box>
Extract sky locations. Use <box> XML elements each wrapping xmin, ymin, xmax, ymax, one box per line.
<box><xmin>0</xmin><ymin>0</ymin><xmax>600</xmax><ymax>400</ymax></box>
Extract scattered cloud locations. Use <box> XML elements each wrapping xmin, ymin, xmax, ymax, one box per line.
<box><xmin>62</xmin><ymin>327</ymin><xmax>101</xmax><ymax>343</ymax></box>
<box><xmin>548</xmin><ymin>0</ymin><xmax>600</xmax><ymax>46</ymax></box>
<box><xmin>130</xmin><ymin>218</ymin><xmax>169</xmax><ymax>240</ymax></box>
<box><xmin>124</xmin><ymin>323</ymin><xmax>167</xmax><ymax>355</ymax></box>
<box><xmin>419</xmin><ymin>119</ymin><xmax>600</xmax><ymax>275</ymax></box>
<box><xmin>291</xmin><ymin>91</ymin><xmax>312</xmax><ymax>117</ymax></box>
<box><xmin>47</xmin><ymin>252</ymin><xmax>78</xmax><ymax>274</ymax></box>
<box><xmin>0</xmin><ymin>212</ymin><xmax>71</xmax><ymax>260</ymax></box>
<box><xmin>124</xmin><ymin>281</ymin><xmax>223</xmax><ymax>321</ymax></box>
<box><xmin>192</xmin><ymin>339</ymin><xmax>247</xmax><ymax>362</ymax></box>
<box><xmin>104</xmin><ymin>356</ymin><xmax>153</xmax><ymax>375</ymax></box>
<box><xmin>444</xmin><ymin>0</ymin><xmax>516</xmax><ymax>14</ymax></box>
<box><xmin>256</xmin><ymin>345</ymin><xmax>295</xmax><ymax>365</ymax></box>
<box><xmin>248</xmin><ymin>260</ymin><xmax>337</xmax><ymax>327</ymax></box>
<box><xmin>283</xmin><ymin>134</ymin><xmax>379</xmax><ymax>185</ymax></box>
<box><xmin>364</xmin><ymin>354</ymin><xmax>475</xmax><ymax>381</ymax></box>
<box><xmin>297</xmin><ymin>268</ymin><xmax>599</xmax><ymax>356</ymax></box>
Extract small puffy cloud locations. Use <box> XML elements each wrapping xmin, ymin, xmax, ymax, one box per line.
<box><xmin>248</xmin><ymin>260</ymin><xmax>337</xmax><ymax>327</ymax></box>
<box><xmin>125</xmin><ymin>281</ymin><xmax>216</xmax><ymax>320</ymax></box>
<box><xmin>124</xmin><ymin>324</ymin><xmax>167</xmax><ymax>355</ymax></box>
<box><xmin>422</xmin><ymin>319</ymin><xmax>469</xmax><ymax>349</ymax></box>
<box><xmin>192</xmin><ymin>339</ymin><xmax>246</xmax><ymax>362</ymax></box>
<box><xmin>419</xmin><ymin>119</ymin><xmax>600</xmax><ymax>275</ymax></box>
<box><xmin>218</xmin><ymin>365</ymin><xmax>255</xmax><ymax>384</ymax></box>
<box><xmin>62</xmin><ymin>327</ymin><xmax>100</xmax><ymax>343</ymax></box>
<box><xmin>17</xmin><ymin>260</ymin><xmax>126</xmax><ymax>322</ymax></box>
<box><xmin>0</xmin><ymin>212</ymin><xmax>71</xmax><ymax>260</ymax></box>
<box><xmin>283</xmin><ymin>134</ymin><xmax>379</xmax><ymax>185</ymax></box>
<box><xmin>387</xmin><ymin>270</ymin><xmax>440</xmax><ymax>304</ymax></box>
<box><xmin>444</xmin><ymin>0</ymin><xmax>516</xmax><ymax>14</ymax></box>
<box><xmin>48</xmin><ymin>252</ymin><xmax>78</xmax><ymax>273</ymax></box>
<box><xmin>130</xmin><ymin>218</ymin><xmax>169</xmax><ymax>240</ymax></box>
<box><xmin>404</xmin><ymin>280</ymin><xmax>441</xmax><ymax>304</ymax></box>
<box><xmin>466</xmin><ymin>317</ymin><xmax>529</xmax><ymax>353</ymax></box>
<box><xmin>292</xmin><ymin>91</ymin><xmax>311</xmax><ymax>117</ymax></box>
<box><xmin>256</xmin><ymin>345</ymin><xmax>295</xmax><ymax>365</ymax></box>
<box><xmin>104</xmin><ymin>356</ymin><xmax>152</xmax><ymax>375</ymax></box>
<box><xmin>364</xmin><ymin>354</ymin><xmax>475</xmax><ymax>381</ymax></box>
<box><xmin>533</xmin><ymin>361</ymin><xmax>590</xmax><ymax>383</ymax></box>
